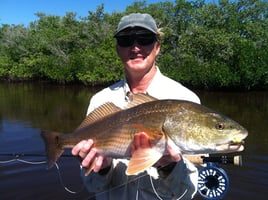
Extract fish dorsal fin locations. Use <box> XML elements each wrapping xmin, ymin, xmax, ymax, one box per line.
<box><xmin>125</xmin><ymin>93</ymin><xmax>158</xmax><ymax>109</ymax></box>
<box><xmin>76</xmin><ymin>103</ymin><xmax>122</xmax><ymax>131</ymax></box>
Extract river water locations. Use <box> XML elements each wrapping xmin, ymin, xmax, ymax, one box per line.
<box><xmin>0</xmin><ymin>82</ymin><xmax>267</xmax><ymax>200</ymax></box>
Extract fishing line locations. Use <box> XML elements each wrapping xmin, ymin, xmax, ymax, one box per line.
<box><xmin>0</xmin><ymin>153</ymin><xmax>84</xmax><ymax>195</ymax></box>
<box><xmin>92</xmin><ymin>170</ymin><xmax>162</xmax><ymax>199</ymax></box>
<box><xmin>149</xmin><ymin>175</ymin><xmax>188</xmax><ymax>200</ymax></box>
<box><xmin>93</xmin><ymin>172</ymin><xmax>147</xmax><ymax>198</ymax></box>
<box><xmin>54</xmin><ymin>162</ymin><xmax>85</xmax><ymax>194</ymax></box>
<box><xmin>93</xmin><ymin>170</ymin><xmax>187</xmax><ymax>200</ymax></box>
<box><xmin>1</xmin><ymin>154</ymin><xmax>185</xmax><ymax>199</ymax></box>
<box><xmin>93</xmin><ymin>167</ymin><xmax>178</xmax><ymax>199</ymax></box>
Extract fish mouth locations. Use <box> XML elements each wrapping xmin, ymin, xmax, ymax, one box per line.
<box><xmin>216</xmin><ymin>141</ymin><xmax>245</xmax><ymax>152</ymax></box>
<box><xmin>216</xmin><ymin>130</ymin><xmax>248</xmax><ymax>153</ymax></box>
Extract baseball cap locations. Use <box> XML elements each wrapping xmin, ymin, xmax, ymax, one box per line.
<box><xmin>115</xmin><ymin>13</ymin><xmax>158</xmax><ymax>36</ymax></box>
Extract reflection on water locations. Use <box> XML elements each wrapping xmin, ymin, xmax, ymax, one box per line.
<box><xmin>0</xmin><ymin>83</ymin><xmax>267</xmax><ymax>199</ymax></box>
<box><xmin>0</xmin><ymin>83</ymin><xmax>96</xmax><ymax>200</ymax></box>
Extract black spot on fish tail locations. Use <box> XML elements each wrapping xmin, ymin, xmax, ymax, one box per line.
<box><xmin>40</xmin><ymin>130</ymin><xmax>64</xmax><ymax>169</ymax></box>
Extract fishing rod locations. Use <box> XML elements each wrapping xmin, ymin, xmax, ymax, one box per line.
<box><xmin>0</xmin><ymin>153</ymin><xmax>242</xmax><ymax>164</ymax></box>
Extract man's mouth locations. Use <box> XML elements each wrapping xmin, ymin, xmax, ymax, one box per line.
<box><xmin>130</xmin><ymin>54</ymin><xmax>145</xmax><ymax>60</ymax></box>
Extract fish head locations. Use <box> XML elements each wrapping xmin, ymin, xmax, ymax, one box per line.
<box><xmin>164</xmin><ymin>102</ymin><xmax>248</xmax><ymax>154</ymax></box>
<box><xmin>202</xmin><ymin>112</ymin><xmax>248</xmax><ymax>153</ymax></box>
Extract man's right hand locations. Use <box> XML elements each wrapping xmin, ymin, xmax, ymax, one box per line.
<box><xmin>71</xmin><ymin>139</ymin><xmax>112</xmax><ymax>173</ymax></box>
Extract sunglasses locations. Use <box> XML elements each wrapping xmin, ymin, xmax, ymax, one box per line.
<box><xmin>115</xmin><ymin>34</ymin><xmax>157</xmax><ymax>47</ymax></box>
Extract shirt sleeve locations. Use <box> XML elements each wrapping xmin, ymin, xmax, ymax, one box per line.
<box><xmin>150</xmin><ymin>158</ymin><xmax>198</xmax><ymax>199</ymax></box>
<box><xmin>81</xmin><ymin>163</ymin><xmax>114</xmax><ymax>193</ymax></box>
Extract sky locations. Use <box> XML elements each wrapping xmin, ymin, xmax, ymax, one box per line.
<box><xmin>0</xmin><ymin>0</ymin><xmax>175</xmax><ymax>26</ymax></box>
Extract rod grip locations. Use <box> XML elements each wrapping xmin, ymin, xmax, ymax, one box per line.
<box><xmin>183</xmin><ymin>155</ymin><xmax>242</xmax><ymax>166</ymax></box>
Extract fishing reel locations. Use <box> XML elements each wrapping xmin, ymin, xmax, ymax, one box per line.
<box><xmin>197</xmin><ymin>155</ymin><xmax>242</xmax><ymax>200</ymax></box>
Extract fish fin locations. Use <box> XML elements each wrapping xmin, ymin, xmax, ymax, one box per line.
<box><xmin>76</xmin><ymin>103</ymin><xmax>122</xmax><ymax>131</ymax></box>
<box><xmin>124</xmin><ymin>93</ymin><xmax>157</xmax><ymax>109</ymax></box>
<box><xmin>77</xmin><ymin>93</ymin><xmax>157</xmax><ymax>131</ymax></box>
<box><xmin>126</xmin><ymin>148</ymin><xmax>162</xmax><ymax>175</ymax></box>
<box><xmin>126</xmin><ymin>124</ymin><xmax>166</xmax><ymax>176</ymax></box>
<box><xmin>40</xmin><ymin>130</ymin><xmax>64</xmax><ymax>169</ymax></box>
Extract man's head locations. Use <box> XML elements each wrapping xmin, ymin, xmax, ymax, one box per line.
<box><xmin>114</xmin><ymin>13</ymin><xmax>161</xmax><ymax>76</ymax></box>
<box><xmin>114</xmin><ymin>13</ymin><xmax>160</xmax><ymax>48</ymax></box>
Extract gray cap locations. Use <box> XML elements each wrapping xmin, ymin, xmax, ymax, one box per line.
<box><xmin>115</xmin><ymin>13</ymin><xmax>158</xmax><ymax>36</ymax></box>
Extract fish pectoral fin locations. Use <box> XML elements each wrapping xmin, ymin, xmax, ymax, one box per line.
<box><xmin>126</xmin><ymin>148</ymin><xmax>162</xmax><ymax>175</ymax></box>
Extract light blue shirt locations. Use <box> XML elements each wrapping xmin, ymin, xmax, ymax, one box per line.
<box><xmin>83</xmin><ymin>67</ymin><xmax>200</xmax><ymax>199</ymax></box>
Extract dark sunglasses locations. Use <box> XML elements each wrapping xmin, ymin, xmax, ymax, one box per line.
<box><xmin>115</xmin><ymin>34</ymin><xmax>157</xmax><ymax>47</ymax></box>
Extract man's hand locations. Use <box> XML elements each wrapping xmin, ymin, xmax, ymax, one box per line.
<box><xmin>72</xmin><ymin>139</ymin><xmax>112</xmax><ymax>173</ymax></box>
<box><xmin>131</xmin><ymin>132</ymin><xmax>152</xmax><ymax>154</ymax></box>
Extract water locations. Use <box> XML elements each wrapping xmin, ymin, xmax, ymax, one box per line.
<box><xmin>0</xmin><ymin>82</ymin><xmax>267</xmax><ymax>199</ymax></box>
<box><xmin>194</xmin><ymin>91</ymin><xmax>268</xmax><ymax>199</ymax></box>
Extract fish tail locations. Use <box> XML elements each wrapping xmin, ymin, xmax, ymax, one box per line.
<box><xmin>41</xmin><ymin>130</ymin><xmax>64</xmax><ymax>169</ymax></box>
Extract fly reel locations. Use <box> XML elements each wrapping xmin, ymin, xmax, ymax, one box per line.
<box><xmin>198</xmin><ymin>163</ymin><xmax>229</xmax><ymax>199</ymax></box>
<box><xmin>196</xmin><ymin>155</ymin><xmax>242</xmax><ymax>200</ymax></box>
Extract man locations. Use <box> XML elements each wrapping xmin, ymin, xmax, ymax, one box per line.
<box><xmin>72</xmin><ymin>13</ymin><xmax>200</xmax><ymax>199</ymax></box>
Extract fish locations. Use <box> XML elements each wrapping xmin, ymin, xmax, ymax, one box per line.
<box><xmin>41</xmin><ymin>93</ymin><xmax>248</xmax><ymax>176</ymax></box>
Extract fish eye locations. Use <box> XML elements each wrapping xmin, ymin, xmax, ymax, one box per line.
<box><xmin>216</xmin><ymin>122</ymin><xmax>225</xmax><ymax>130</ymax></box>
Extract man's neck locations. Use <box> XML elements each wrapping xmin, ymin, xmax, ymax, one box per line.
<box><xmin>126</xmin><ymin>66</ymin><xmax>157</xmax><ymax>94</ymax></box>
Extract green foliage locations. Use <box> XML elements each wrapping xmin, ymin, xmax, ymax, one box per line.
<box><xmin>0</xmin><ymin>0</ymin><xmax>267</xmax><ymax>90</ymax></box>
<box><xmin>0</xmin><ymin>55</ymin><xmax>13</xmax><ymax>77</ymax></box>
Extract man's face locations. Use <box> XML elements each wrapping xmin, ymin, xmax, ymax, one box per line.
<box><xmin>115</xmin><ymin>28</ymin><xmax>160</xmax><ymax>75</ymax></box>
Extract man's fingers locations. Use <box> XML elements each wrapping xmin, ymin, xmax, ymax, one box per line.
<box><xmin>134</xmin><ymin>133</ymin><xmax>141</xmax><ymax>148</ymax></box>
<box><xmin>139</xmin><ymin>132</ymin><xmax>151</xmax><ymax>148</ymax></box>
<box><xmin>81</xmin><ymin>148</ymin><xmax>97</xmax><ymax>167</ymax></box>
<box><xmin>71</xmin><ymin>140</ymin><xmax>88</xmax><ymax>155</ymax></box>
<box><xmin>72</xmin><ymin>139</ymin><xmax>94</xmax><ymax>160</ymax></box>
<box><xmin>132</xmin><ymin>132</ymin><xmax>151</xmax><ymax>154</ymax></box>
<box><xmin>167</xmin><ymin>145</ymin><xmax>181</xmax><ymax>162</ymax></box>
<box><xmin>71</xmin><ymin>139</ymin><xmax>113</xmax><ymax>173</ymax></box>
<box><xmin>93</xmin><ymin>155</ymin><xmax>104</xmax><ymax>172</ymax></box>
